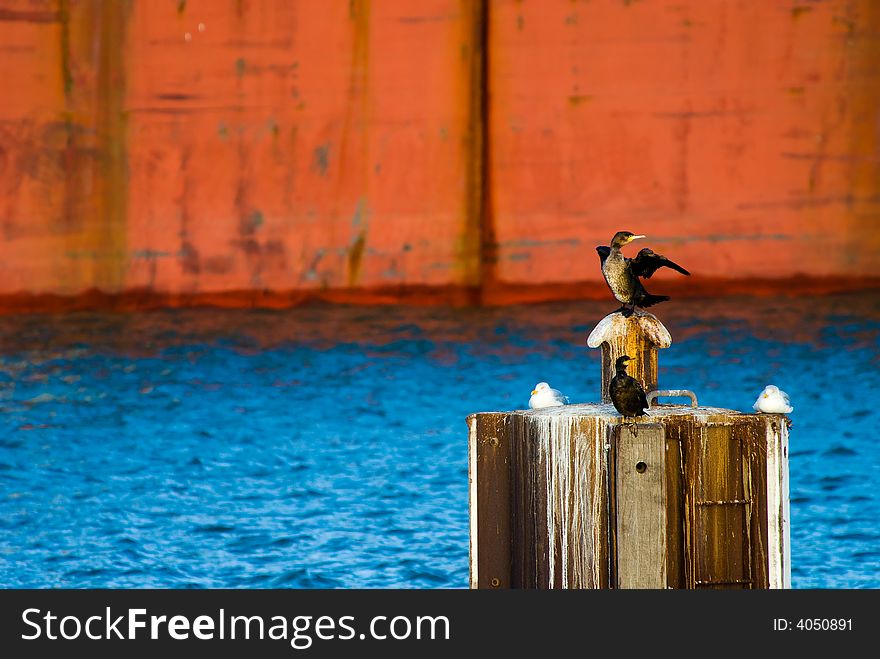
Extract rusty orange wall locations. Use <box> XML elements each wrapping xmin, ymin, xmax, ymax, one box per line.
<box><xmin>0</xmin><ymin>0</ymin><xmax>483</xmax><ymax>308</ymax></box>
<box><xmin>487</xmin><ymin>0</ymin><xmax>880</xmax><ymax>296</ymax></box>
<box><xmin>0</xmin><ymin>0</ymin><xmax>878</xmax><ymax>311</ymax></box>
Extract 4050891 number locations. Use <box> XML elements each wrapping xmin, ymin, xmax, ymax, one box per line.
<box><xmin>798</xmin><ymin>619</ymin><xmax>852</xmax><ymax>631</ymax></box>
<box><xmin>773</xmin><ymin>619</ymin><xmax>852</xmax><ymax>631</ymax></box>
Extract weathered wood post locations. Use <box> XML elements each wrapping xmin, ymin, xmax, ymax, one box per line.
<box><xmin>468</xmin><ymin>310</ymin><xmax>791</xmax><ymax>589</ymax></box>
<box><xmin>587</xmin><ymin>309</ymin><xmax>671</xmax><ymax>403</ymax></box>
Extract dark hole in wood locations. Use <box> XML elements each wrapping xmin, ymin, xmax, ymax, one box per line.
<box><xmin>635</xmin><ymin>461</ymin><xmax>647</xmax><ymax>473</ymax></box>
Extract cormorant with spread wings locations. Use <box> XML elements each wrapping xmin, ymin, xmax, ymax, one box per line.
<box><xmin>596</xmin><ymin>231</ymin><xmax>690</xmax><ymax>317</ymax></box>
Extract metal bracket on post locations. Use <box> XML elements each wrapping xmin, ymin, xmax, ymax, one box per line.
<box><xmin>647</xmin><ymin>389</ymin><xmax>698</xmax><ymax>408</ymax></box>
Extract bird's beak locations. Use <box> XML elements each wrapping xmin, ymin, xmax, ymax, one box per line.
<box><xmin>629</xmin><ymin>234</ymin><xmax>646</xmax><ymax>242</ymax></box>
<box><xmin>531</xmin><ymin>389</ymin><xmax>538</xmax><ymax>395</ymax></box>
<box><xmin>762</xmin><ymin>393</ymin><xmax>768</xmax><ymax>398</ymax></box>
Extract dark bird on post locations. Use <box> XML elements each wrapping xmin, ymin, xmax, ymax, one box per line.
<box><xmin>609</xmin><ymin>355</ymin><xmax>649</xmax><ymax>419</ymax></box>
<box><xmin>596</xmin><ymin>231</ymin><xmax>690</xmax><ymax>317</ymax></box>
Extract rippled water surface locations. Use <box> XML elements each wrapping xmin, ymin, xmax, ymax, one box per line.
<box><xmin>1</xmin><ymin>293</ymin><xmax>878</xmax><ymax>588</ymax></box>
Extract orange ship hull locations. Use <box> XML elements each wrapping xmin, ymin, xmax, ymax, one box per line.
<box><xmin>0</xmin><ymin>0</ymin><xmax>877</xmax><ymax>311</ymax></box>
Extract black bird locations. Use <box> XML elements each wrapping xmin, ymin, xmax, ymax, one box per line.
<box><xmin>596</xmin><ymin>231</ymin><xmax>690</xmax><ymax>317</ymax></box>
<box><xmin>609</xmin><ymin>355</ymin><xmax>649</xmax><ymax>419</ymax></box>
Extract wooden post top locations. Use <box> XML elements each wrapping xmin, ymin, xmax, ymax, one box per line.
<box><xmin>587</xmin><ymin>309</ymin><xmax>672</xmax><ymax>403</ymax></box>
<box><xmin>586</xmin><ymin>309</ymin><xmax>672</xmax><ymax>350</ymax></box>
<box><xmin>468</xmin><ymin>403</ymin><xmax>754</xmax><ymax>424</ymax></box>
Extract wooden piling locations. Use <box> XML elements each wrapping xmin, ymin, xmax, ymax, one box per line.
<box><xmin>469</xmin><ymin>311</ymin><xmax>791</xmax><ymax>589</ymax></box>
<box><xmin>468</xmin><ymin>406</ymin><xmax>790</xmax><ymax>589</ymax></box>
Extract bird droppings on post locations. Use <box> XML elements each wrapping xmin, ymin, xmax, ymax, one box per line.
<box><xmin>469</xmin><ymin>284</ymin><xmax>791</xmax><ymax>589</ymax></box>
<box><xmin>519</xmin><ymin>411</ymin><xmax>607</xmax><ymax>588</ymax></box>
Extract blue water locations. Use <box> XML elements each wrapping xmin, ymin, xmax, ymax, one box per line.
<box><xmin>0</xmin><ymin>293</ymin><xmax>878</xmax><ymax>588</ymax></box>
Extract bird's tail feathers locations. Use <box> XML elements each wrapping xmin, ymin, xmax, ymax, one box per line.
<box><xmin>640</xmin><ymin>293</ymin><xmax>670</xmax><ymax>308</ymax></box>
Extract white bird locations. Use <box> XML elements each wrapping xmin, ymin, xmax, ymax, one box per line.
<box><xmin>529</xmin><ymin>382</ymin><xmax>570</xmax><ymax>409</ymax></box>
<box><xmin>753</xmin><ymin>385</ymin><xmax>793</xmax><ymax>414</ymax></box>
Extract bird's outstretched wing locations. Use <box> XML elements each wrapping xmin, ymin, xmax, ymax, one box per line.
<box><xmin>596</xmin><ymin>245</ymin><xmax>610</xmax><ymax>266</ymax></box>
<box><xmin>629</xmin><ymin>248</ymin><xmax>690</xmax><ymax>278</ymax></box>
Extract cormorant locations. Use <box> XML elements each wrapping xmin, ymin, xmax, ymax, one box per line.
<box><xmin>596</xmin><ymin>231</ymin><xmax>690</xmax><ymax>317</ymax></box>
<box><xmin>609</xmin><ymin>355</ymin><xmax>649</xmax><ymax>419</ymax></box>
